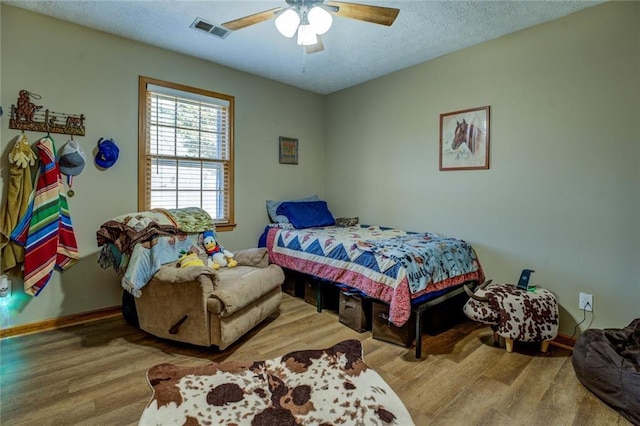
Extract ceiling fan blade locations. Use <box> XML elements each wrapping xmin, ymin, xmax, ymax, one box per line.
<box><xmin>305</xmin><ymin>36</ymin><xmax>324</xmax><ymax>54</ymax></box>
<box><xmin>222</xmin><ymin>7</ymin><xmax>283</xmax><ymax>31</ymax></box>
<box><xmin>326</xmin><ymin>1</ymin><xmax>399</xmax><ymax>26</ymax></box>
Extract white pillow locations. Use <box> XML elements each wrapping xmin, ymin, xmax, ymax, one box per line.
<box><xmin>266</xmin><ymin>195</ymin><xmax>320</xmax><ymax>223</ymax></box>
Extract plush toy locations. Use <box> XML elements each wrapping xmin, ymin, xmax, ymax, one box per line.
<box><xmin>177</xmin><ymin>251</ymin><xmax>205</xmax><ymax>268</ymax></box>
<box><xmin>202</xmin><ymin>230</ymin><xmax>237</xmax><ymax>270</ymax></box>
<box><xmin>8</xmin><ymin>133</ymin><xmax>37</xmax><ymax>169</ymax></box>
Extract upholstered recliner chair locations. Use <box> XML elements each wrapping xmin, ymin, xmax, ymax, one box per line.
<box><xmin>134</xmin><ymin>248</ymin><xmax>284</xmax><ymax>350</ymax></box>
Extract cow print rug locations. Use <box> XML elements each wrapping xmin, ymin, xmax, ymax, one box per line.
<box><xmin>139</xmin><ymin>339</ymin><xmax>414</xmax><ymax>425</ymax></box>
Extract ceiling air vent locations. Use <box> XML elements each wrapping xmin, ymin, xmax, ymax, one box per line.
<box><xmin>190</xmin><ymin>17</ymin><xmax>231</xmax><ymax>39</ymax></box>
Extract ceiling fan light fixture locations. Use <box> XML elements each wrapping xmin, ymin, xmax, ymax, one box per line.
<box><xmin>308</xmin><ymin>6</ymin><xmax>332</xmax><ymax>35</ymax></box>
<box><xmin>275</xmin><ymin>9</ymin><xmax>300</xmax><ymax>38</ymax></box>
<box><xmin>296</xmin><ymin>24</ymin><xmax>318</xmax><ymax>46</ymax></box>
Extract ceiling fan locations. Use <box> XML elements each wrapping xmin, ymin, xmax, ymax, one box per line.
<box><xmin>222</xmin><ymin>1</ymin><xmax>400</xmax><ymax>53</ymax></box>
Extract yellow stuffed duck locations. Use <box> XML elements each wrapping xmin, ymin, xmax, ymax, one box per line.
<box><xmin>177</xmin><ymin>250</ymin><xmax>205</xmax><ymax>268</ymax></box>
<box><xmin>203</xmin><ymin>230</ymin><xmax>237</xmax><ymax>270</ymax></box>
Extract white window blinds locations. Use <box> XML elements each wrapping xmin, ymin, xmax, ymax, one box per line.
<box><xmin>140</xmin><ymin>78</ymin><xmax>234</xmax><ymax>226</ymax></box>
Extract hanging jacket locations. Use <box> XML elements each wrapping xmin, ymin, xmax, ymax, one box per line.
<box><xmin>12</xmin><ymin>135</ymin><xmax>79</xmax><ymax>296</ymax></box>
<box><xmin>0</xmin><ymin>133</ymin><xmax>36</xmax><ymax>275</ymax></box>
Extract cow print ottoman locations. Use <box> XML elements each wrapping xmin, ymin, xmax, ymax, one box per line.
<box><xmin>463</xmin><ymin>282</ymin><xmax>559</xmax><ymax>353</ymax></box>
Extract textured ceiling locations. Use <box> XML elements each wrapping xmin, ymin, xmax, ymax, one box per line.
<box><xmin>4</xmin><ymin>0</ymin><xmax>604</xmax><ymax>95</ymax></box>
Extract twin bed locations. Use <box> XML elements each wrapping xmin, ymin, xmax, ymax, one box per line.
<box><xmin>259</xmin><ymin>202</ymin><xmax>485</xmax><ymax>358</ymax></box>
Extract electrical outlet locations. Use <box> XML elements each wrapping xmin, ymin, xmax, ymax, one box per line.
<box><xmin>579</xmin><ymin>292</ymin><xmax>593</xmax><ymax>311</ymax></box>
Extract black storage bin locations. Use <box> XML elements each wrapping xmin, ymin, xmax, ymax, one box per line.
<box><xmin>339</xmin><ymin>291</ymin><xmax>372</xmax><ymax>332</ymax></box>
<box><xmin>372</xmin><ymin>301</ymin><xmax>415</xmax><ymax>347</ymax></box>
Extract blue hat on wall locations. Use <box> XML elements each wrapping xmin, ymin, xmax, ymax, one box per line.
<box><xmin>95</xmin><ymin>138</ymin><xmax>119</xmax><ymax>169</ymax></box>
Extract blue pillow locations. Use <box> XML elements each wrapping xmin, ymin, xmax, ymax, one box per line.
<box><xmin>276</xmin><ymin>201</ymin><xmax>336</xmax><ymax>229</ymax></box>
<box><xmin>266</xmin><ymin>195</ymin><xmax>319</xmax><ymax>223</ymax></box>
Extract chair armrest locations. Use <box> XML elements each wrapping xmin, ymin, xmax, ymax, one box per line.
<box><xmin>152</xmin><ymin>263</ymin><xmax>218</xmax><ymax>291</ymax></box>
<box><xmin>233</xmin><ymin>248</ymin><xmax>269</xmax><ymax>268</ymax></box>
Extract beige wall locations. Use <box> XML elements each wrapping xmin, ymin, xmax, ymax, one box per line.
<box><xmin>326</xmin><ymin>1</ymin><xmax>640</xmax><ymax>334</ymax></box>
<box><xmin>0</xmin><ymin>5</ymin><xmax>326</xmax><ymax>327</ymax></box>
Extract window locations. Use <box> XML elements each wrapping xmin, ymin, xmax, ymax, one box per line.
<box><xmin>138</xmin><ymin>76</ymin><xmax>235</xmax><ymax>230</ymax></box>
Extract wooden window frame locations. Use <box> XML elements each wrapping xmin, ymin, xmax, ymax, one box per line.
<box><xmin>138</xmin><ymin>76</ymin><xmax>235</xmax><ymax>231</ymax></box>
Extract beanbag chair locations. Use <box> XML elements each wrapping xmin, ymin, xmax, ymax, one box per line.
<box><xmin>572</xmin><ymin>318</ymin><xmax>640</xmax><ymax>424</ymax></box>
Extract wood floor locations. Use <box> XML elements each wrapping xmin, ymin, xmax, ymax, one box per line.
<box><xmin>0</xmin><ymin>294</ymin><xmax>628</xmax><ymax>426</ymax></box>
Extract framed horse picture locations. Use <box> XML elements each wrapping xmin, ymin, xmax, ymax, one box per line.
<box><xmin>439</xmin><ymin>105</ymin><xmax>490</xmax><ymax>171</ymax></box>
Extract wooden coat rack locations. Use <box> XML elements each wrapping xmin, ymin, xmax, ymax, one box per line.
<box><xmin>8</xmin><ymin>90</ymin><xmax>86</xmax><ymax>136</ymax></box>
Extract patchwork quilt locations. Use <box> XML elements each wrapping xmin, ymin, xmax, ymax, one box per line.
<box><xmin>267</xmin><ymin>225</ymin><xmax>484</xmax><ymax>326</ymax></box>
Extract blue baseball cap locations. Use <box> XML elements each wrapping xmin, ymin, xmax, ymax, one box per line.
<box><xmin>95</xmin><ymin>138</ymin><xmax>119</xmax><ymax>169</ymax></box>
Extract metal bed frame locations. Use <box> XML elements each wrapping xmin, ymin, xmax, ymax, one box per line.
<box><xmin>309</xmin><ymin>275</ymin><xmax>476</xmax><ymax>359</ymax></box>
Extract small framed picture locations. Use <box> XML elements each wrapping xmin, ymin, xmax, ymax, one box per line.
<box><xmin>439</xmin><ymin>105</ymin><xmax>490</xmax><ymax>171</ymax></box>
<box><xmin>279</xmin><ymin>136</ymin><xmax>298</xmax><ymax>165</ymax></box>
